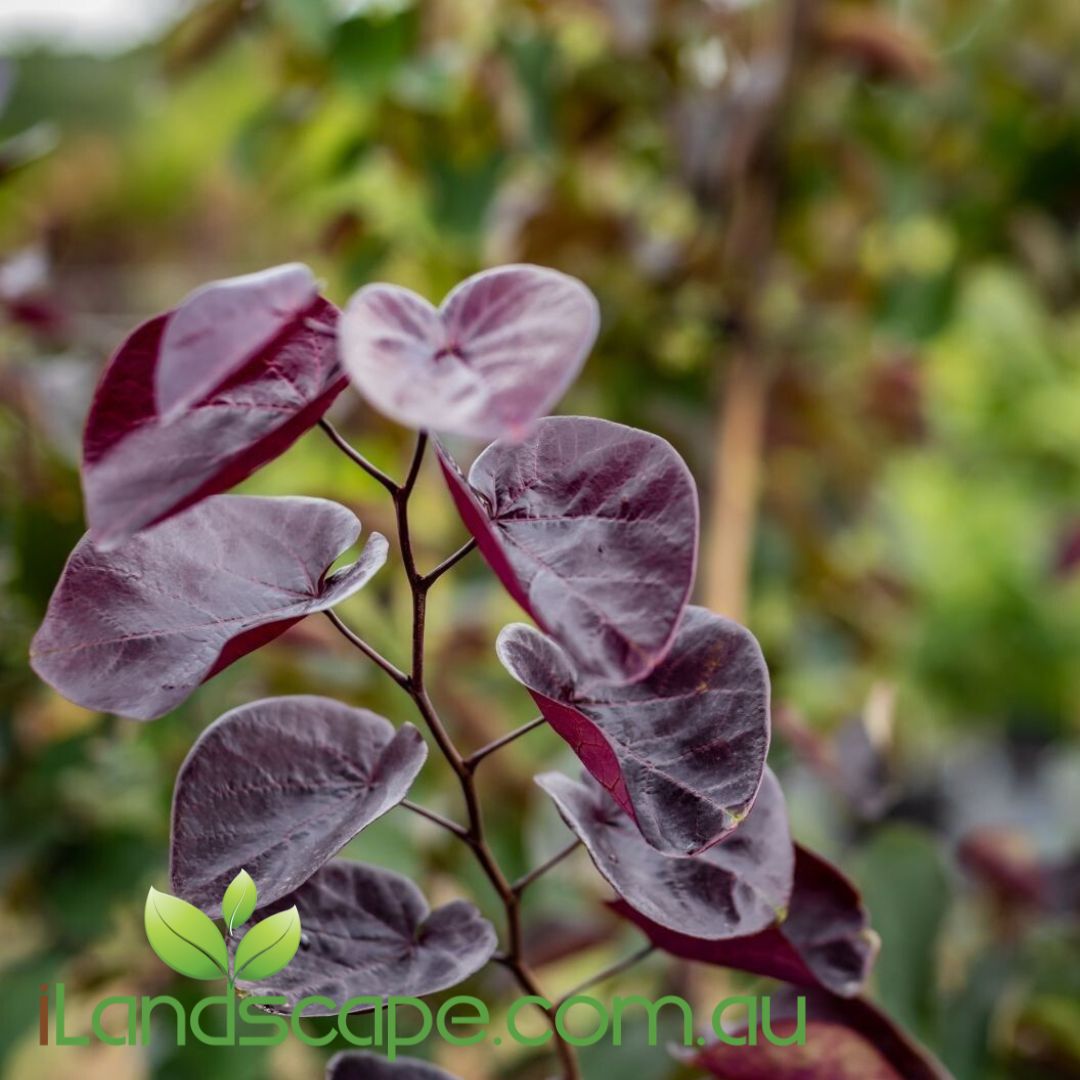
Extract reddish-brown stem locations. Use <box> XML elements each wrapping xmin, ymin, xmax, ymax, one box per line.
<box><xmin>465</xmin><ymin>715</ymin><xmax>546</xmax><ymax>772</ymax></box>
<box><xmin>318</xmin><ymin>418</ymin><xmax>398</xmax><ymax>494</ymax></box>
<box><xmin>512</xmin><ymin>839</ymin><xmax>582</xmax><ymax>896</ymax></box>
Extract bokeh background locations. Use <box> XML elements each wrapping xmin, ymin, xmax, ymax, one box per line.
<box><xmin>1</xmin><ymin>1</ymin><xmax>1078</xmax><ymax>1077</ymax></box>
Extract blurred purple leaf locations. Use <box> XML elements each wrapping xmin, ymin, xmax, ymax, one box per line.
<box><xmin>339</xmin><ymin>264</ymin><xmax>599</xmax><ymax>439</ymax></box>
<box><xmin>328</xmin><ymin>1053</ymin><xmax>460</xmax><ymax>1079</ymax></box>
<box><xmin>502</xmin><ymin>606</ymin><xmax>770</xmax><ymax>855</ymax></box>
<box><xmin>155</xmin><ymin>263</ymin><xmax>319</xmax><ymax>419</ymax></box>
<box><xmin>440</xmin><ymin>416</ymin><xmax>699</xmax><ymax>684</ymax></box>
<box><xmin>82</xmin><ymin>296</ymin><xmax>345</xmax><ymax>549</ymax></box>
<box><xmin>30</xmin><ymin>496</ymin><xmax>387</xmax><ymax>720</ymax></box>
<box><xmin>537</xmin><ymin>769</ymin><xmax>792</xmax><ymax>939</ymax></box>
<box><xmin>242</xmin><ymin>860</ymin><xmax>497</xmax><ymax>1013</ymax></box>
<box><xmin>612</xmin><ymin>845</ymin><xmax>877</xmax><ymax>997</ymax></box>
<box><xmin>171</xmin><ymin>696</ymin><xmax>427</xmax><ymax>916</ymax></box>
<box><xmin>686</xmin><ymin>988</ymin><xmax>950</xmax><ymax>1080</ymax></box>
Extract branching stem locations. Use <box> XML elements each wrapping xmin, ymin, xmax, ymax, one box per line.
<box><xmin>465</xmin><ymin>715</ymin><xmax>546</xmax><ymax>772</ymax></box>
<box><xmin>556</xmin><ymin>945</ymin><xmax>655</xmax><ymax>1006</ymax></box>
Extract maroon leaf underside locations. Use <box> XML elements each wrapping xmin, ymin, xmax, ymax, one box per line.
<box><xmin>537</xmin><ymin>769</ymin><xmax>793</xmax><ymax>940</ymax></box>
<box><xmin>611</xmin><ymin>845</ymin><xmax>877</xmax><ymax>997</ymax></box>
<box><xmin>242</xmin><ymin>860</ymin><xmax>497</xmax><ymax>1014</ymax></box>
<box><xmin>339</xmin><ymin>264</ymin><xmax>599</xmax><ymax>439</ymax></box>
<box><xmin>438</xmin><ymin>416</ymin><xmax>699</xmax><ymax>685</ymax></box>
<box><xmin>29</xmin><ymin>495</ymin><xmax>387</xmax><ymax>720</ymax></box>
<box><xmin>82</xmin><ymin>295</ymin><xmax>345</xmax><ymax>549</ymax></box>
<box><xmin>688</xmin><ymin>988</ymin><xmax>952</xmax><ymax>1080</ymax></box>
<box><xmin>327</xmin><ymin>1054</ymin><xmax>461</xmax><ymax>1080</ymax></box>
<box><xmin>171</xmin><ymin>696</ymin><xmax>427</xmax><ymax>916</ymax></box>
<box><xmin>502</xmin><ymin>605</ymin><xmax>770</xmax><ymax>856</ymax></box>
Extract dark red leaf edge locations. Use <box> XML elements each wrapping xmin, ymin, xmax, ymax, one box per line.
<box><xmin>327</xmin><ymin>1053</ymin><xmax>460</xmax><ymax>1080</ymax></box>
<box><xmin>29</xmin><ymin>495</ymin><xmax>387</xmax><ymax>720</ymax></box>
<box><xmin>610</xmin><ymin>844</ymin><xmax>879</xmax><ymax>997</ymax></box>
<box><xmin>82</xmin><ymin>294</ymin><xmax>345</xmax><ymax>549</ymax></box>
<box><xmin>685</xmin><ymin>987</ymin><xmax>952</xmax><ymax>1080</ymax></box>
<box><xmin>501</xmin><ymin>605</ymin><xmax>770</xmax><ymax>856</ymax></box>
<box><xmin>436</xmin><ymin>415</ymin><xmax>699</xmax><ymax>685</ymax></box>
<box><xmin>171</xmin><ymin>695</ymin><xmax>428</xmax><ymax>916</ymax></box>
<box><xmin>537</xmin><ymin>768</ymin><xmax>793</xmax><ymax>940</ymax></box>
<box><xmin>241</xmin><ymin>859</ymin><xmax>497</xmax><ymax>1014</ymax></box>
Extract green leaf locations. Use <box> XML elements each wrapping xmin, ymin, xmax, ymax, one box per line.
<box><xmin>221</xmin><ymin>869</ymin><xmax>257</xmax><ymax>934</ymax></box>
<box><xmin>233</xmin><ymin>906</ymin><xmax>301</xmax><ymax>982</ymax></box>
<box><xmin>144</xmin><ymin>887</ymin><xmax>228</xmax><ymax>981</ymax></box>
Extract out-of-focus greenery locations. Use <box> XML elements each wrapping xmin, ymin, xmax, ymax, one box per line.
<box><xmin>1</xmin><ymin>2</ymin><xmax>1078</xmax><ymax>1078</ymax></box>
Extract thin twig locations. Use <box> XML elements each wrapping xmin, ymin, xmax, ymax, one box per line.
<box><xmin>324</xmin><ymin>610</ymin><xmax>408</xmax><ymax>688</ymax></box>
<box><xmin>401</xmin><ymin>799</ymin><xmax>469</xmax><ymax>840</ymax></box>
<box><xmin>557</xmin><ymin>945</ymin><xmax>655</xmax><ymax>1006</ymax></box>
<box><xmin>318</xmin><ymin>419</ymin><xmax>398</xmax><ymax>494</ymax></box>
<box><xmin>512</xmin><ymin>839</ymin><xmax>582</xmax><ymax>896</ymax></box>
<box><xmin>465</xmin><ymin>715</ymin><xmax>546</xmax><ymax>772</ymax></box>
<box><xmin>422</xmin><ymin>537</ymin><xmax>478</xmax><ymax>587</ymax></box>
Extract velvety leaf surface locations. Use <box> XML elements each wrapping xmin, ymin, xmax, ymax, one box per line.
<box><xmin>612</xmin><ymin>845</ymin><xmax>878</xmax><ymax>997</ymax></box>
<box><xmin>439</xmin><ymin>416</ymin><xmax>699</xmax><ymax>684</ymax></box>
<box><xmin>30</xmin><ymin>496</ymin><xmax>387</xmax><ymax>720</ymax></box>
<box><xmin>327</xmin><ymin>1053</ymin><xmax>460</xmax><ymax>1080</ymax></box>
<box><xmin>688</xmin><ymin>989</ymin><xmax>951</xmax><ymax>1080</ymax></box>
<box><xmin>241</xmin><ymin>860</ymin><xmax>497</xmax><ymax>1014</ymax></box>
<box><xmin>339</xmin><ymin>264</ymin><xmax>599</xmax><ymax>439</ymax></box>
<box><xmin>82</xmin><ymin>293</ymin><xmax>345</xmax><ymax>548</ymax></box>
<box><xmin>156</xmin><ymin>262</ymin><xmax>319</xmax><ymax>418</ymax></box>
<box><xmin>502</xmin><ymin>605</ymin><xmax>770</xmax><ymax>855</ymax></box>
<box><xmin>537</xmin><ymin>769</ymin><xmax>792</xmax><ymax>939</ymax></box>
<box><xmin>171</xmin><ymin>696</ymin><xmax>427</xmax><ymax>916</ymax></box>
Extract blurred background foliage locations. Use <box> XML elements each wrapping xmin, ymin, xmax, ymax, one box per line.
<box><xmin>1</xmin><ymin>0</ymin><xmax>1078</xmax><ymax>1077</ymax></box>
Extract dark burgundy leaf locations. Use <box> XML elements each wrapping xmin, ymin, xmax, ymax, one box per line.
<box><xmin>686</xmin><ymin>988</ymin><xmax>951</xmax><ymax>1080</ymax></box>
<box><xmin>612</xmin><ymin>845</ymin><xmax>877</xmax><ymax>997</ymax></box>
<box><xmin>171</xmin><ymin>696</ymin><xmax>427</xmax><ymax>916</ymax></box>
<box><xmin>537</xmin><ymin>769</ymin><xmax>792</xmax><ymax>939</ymax></box>
<box><xmin>327</xmin><ymin>1053</ymin><xmax>460</xmax><ymax>1080</ymax></box>
<box><xmin>156</xmin><ymin>263</ymin><xmax>319</xmax><ymax>418</ymax></box>
<box><xmin>503</xmin><ymin>606</ymin><xmax>770</xmax><ymax>855</ymax></box>
<box><xmin>439</xmin><ymin>415</ymin><xmax>699</xmax><ymax>684</ymax></box>
<box><xmin>30</xmin><ymin>496</ymin><xmax>387</xmax><ymax>720</ymax></box>
<box><xmin>339</xmin><ymin>264</ymin><xmax>599</xmax><ymax>439</ymax></box>
<box><xmin>82</xmin><ymin>292</ymin><xmax>345</xmax><ymax>549</ymax></box>
<box><xmin>242</xmin><ymin>860</ymin><xmax>497</xmax><ymax>1013</ymax></box>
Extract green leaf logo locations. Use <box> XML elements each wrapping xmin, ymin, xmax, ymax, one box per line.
<box><xmin>144</xmin><ymin>887</ymin><xmax>229</xmax><ymax>981</ymax></box>
<box><xmin>233</xmin><ymin>906</ymin><xmax>301</xmax><ymax>982</ymax></box>
<box><xmin>222</xmin><ymin>869</ymin><xmax>257</xmax><ymax>933</ymax></box>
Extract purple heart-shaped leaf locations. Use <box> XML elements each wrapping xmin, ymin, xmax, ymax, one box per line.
<box><xmin>82</xmin><ymin>293</ymin><xmax>345</xmax><ymax>549</ymax></box>
<box><xmin>171</xmin><ymin>696</ymin><xmax>427</xmax><ymax>917</ymax></box>
<box><xmin>241</xmin><ymin>860</ymin><xmax>497</xmax><ymax>1013</ymax></box>
<box><xmin>30</xmin><ymin>495</ymin><xmax>387</xmax><ymax>720</ymax></box>
<box><xmin>611</xmin><ymin>845</ymin><xmax>878</xmax><ymax>997</ymax></box>
<box><xmin>439</xmin><ymin>416</ymin><xmax>699</xmax><ymax>684</ymax></box>
<box><xmin>686</xmin><ymin>988</ymin><xmax>950</xmax><ymax>1080</ymax></box>
<box><xmin>501</xmin><ymin>606</ymin><xmax>770</xmax><ymax>855</ymax></box>
<box><xmin>339</xmin><ymin>264</ymin><xmax>599</xmax><ymax>439</ymax></box>
<box><xmin>327</xmin><ymin>1054</ymin><xmax>461</xmax><ymax>1080</ymax></box>
<box><xmin>155</xmin><ymin>263</ymin><xmax>319</xmax><ymax>419</ymax></box>
<box><xmin>537</xmin><ymin>768</ymin><xmax>792</xmax><ymax>940</ymax></box>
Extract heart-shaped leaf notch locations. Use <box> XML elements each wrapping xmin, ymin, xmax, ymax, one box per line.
<box><xmin>339</xmin><ymin>264</ymin><xmax>599</xmax><ymax>439</ymax></box>
<box><xmin>328</xmin><ymin>1053</ymin><xmax>461</xmax><ymax>1080</ymax></box>
<box><xmin>83</xmin><ymin>267</ymin><xmax>345</xmax><ymax>549</ymax></box>
<box><xmin>30</xmin><ymin>495</ymin><xmax>387</xmax><ymax>720</ymax></box>
<box><xmin>611</xmin><ymin>845</ymin><xmax>878</xmax><ymax>997</ymax></box>
<box><xmin>172</xmin><ymin>696</ymin><xmax>427</xmax><ymax>916</ymax></box>
<box><xmin>501</xmin><ymin>605</ymin><xmax>770</xmax><ymax>855</ymax></box>
<box><xmin>439</xmin><ymin>416</ymin><xmax>699</xmax><ymax>685</ymax></box>
<box><xmin>240</xmin><ymin>860</ymin><xmax>497</xmax><ymax>1014</ymax></box>
<box><xmin>537</xmin><ymin>769</ymin><xmax>793</xmax><ymax>941</ymax></box>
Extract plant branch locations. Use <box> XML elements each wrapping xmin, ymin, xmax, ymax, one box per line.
<box><xmin>422</xmin><ymin>537</ymin><xmax>477</xmax><ymax>588</ymax></box>
<box><xmin>465</xmin><ymin>715</ymin><xmax>546</xmax><ymax>772</ymax></box>
<box><xmin>324</xmin><ymin>609</ymin><xmax>409</xmax><ymax>689</ymax></box>
<box><xmin>318</xmin><ymin>419</ymin><xmax>398</xmax><ymax>495</ymax></box>
<box><xmin>401</xmin><ymin>798</ymin><xmax>469</xmax><ymax>840</ymax></box>
<box><xmin>512</xmin><ymin>839</ymin><xmax>582</xmax><ymax>896</ymax></box>
<box><xmin>557</xmin><ymin>944</ymin><xmax>655</xmax><ymax>1006</ymax></box>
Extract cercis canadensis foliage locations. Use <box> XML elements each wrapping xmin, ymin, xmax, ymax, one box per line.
<box><xmin>30</xmin><ymin>263</ymin><xmax>942</xmax><ymax>1080</ymax></box>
